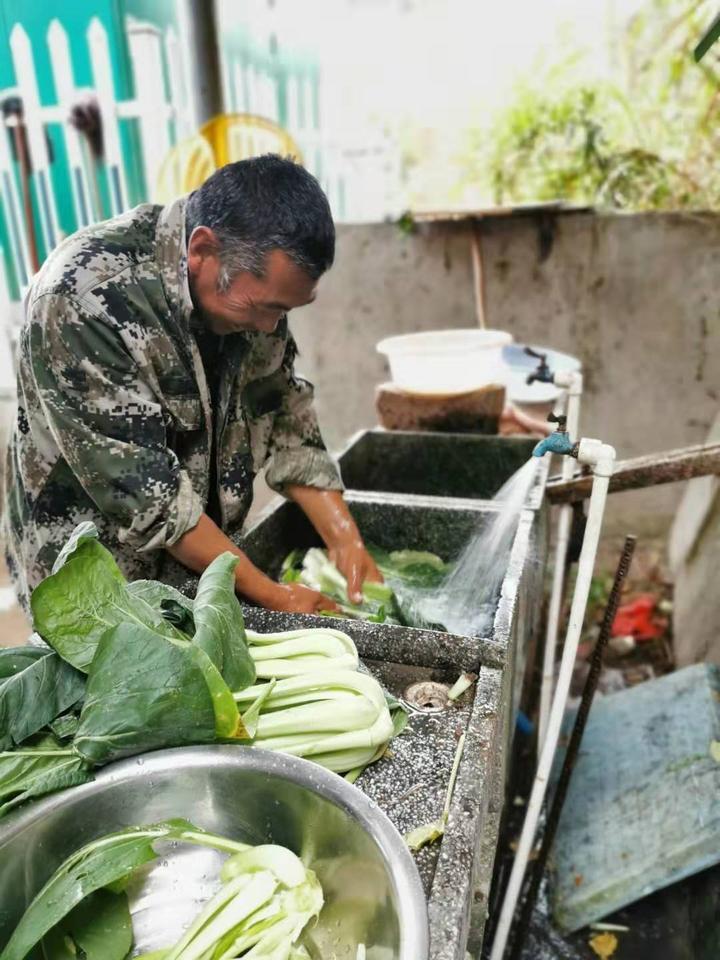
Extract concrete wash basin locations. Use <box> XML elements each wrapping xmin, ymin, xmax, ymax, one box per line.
<box><xmin>165</xmin><ymin>432</ymin><xmax>551</xmax><ymax>956</ymax></box>
<box><xmin>235</xmin><ymin>491</ymin><xmax>548</xmax><ymax>956</ymax></box>
<box><xmin>0</xmin><ymin>747</ymin><xmax>429</xmax><ymax>960</ymax></box>
<box><xmin>338</xmin><ymin>429</ymin><xmax>547</xmax><ymax>508</ymax></box>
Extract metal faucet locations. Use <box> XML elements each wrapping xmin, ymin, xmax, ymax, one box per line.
<box><xmin>533</xmin><ymin>413</ymin><xmax>579</xmax><ymax>458</ymax></box>
<box><xmin>525</xmin><ymin>346</ymin><xmax>554</xmax><ymax>385</ymax></box>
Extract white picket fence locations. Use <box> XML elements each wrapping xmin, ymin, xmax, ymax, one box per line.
<box><xmin>0</xmin><ymin>10</ymin><xmax>402</xmax><ymax>318</ymax></box>
<box><xmin>0</xmin><ymin>14</ymin><xmax>193</xmax><ymax>304</ymax></box>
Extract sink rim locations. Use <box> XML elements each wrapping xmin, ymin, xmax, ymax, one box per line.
<box><xmin>0</xmin><ymin>744</ymin><xmax>430</xmax><ymax>960</ymax></box>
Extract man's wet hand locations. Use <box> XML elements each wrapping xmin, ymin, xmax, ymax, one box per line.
<box><xmin>329</xmin><ymin>538</ymin><xmax>384</xmax><ymax>605</ymax></box>
<box><xmin>270</xmin><ymin>583</ymin><xmax>339</xmax><ymax>615</ymax></box>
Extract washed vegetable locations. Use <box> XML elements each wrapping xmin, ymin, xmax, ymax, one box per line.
<box><xmin>30</xmin><ymin>522</ymin><xmax>185</xmax><ymax>671</ymax></box>
<box><xmin>246</xmin><ymin>626</ymin><xmax>359</xmax><ymax>677</ymax></box>
<box><xmin>0</xmin><ymin>741</ymin><xmax>92</xmax><ymax>817</ymax></box>
<box><xmin>0</xmin><ymin>647</ymin><xmax>84</xmax><ymax>750</ymax></box>
<box><xmin>40</xmin><ymin>889</ymin><xmax>132</xmax><ymax>960</ymax></box>
<box><xmin>280</xmin><ymin>545</ymin><xmax>450</xmax><ymax>628</ymax></box>
<box><xmin>233</xmin><ymin>669</ymin><xmax>397</xmax><ymax>773</ymax></box>
<box><xmin>0</xmin><ymin>525</ymin><xmax>406</xmax><ymax>816</ymax></box>
<box><xmin>0</xmin><ymin>821</ymin><xmax>321</xmax><ymax>960</ymax></box>
<box><xmin>286</xmin><ymin>547</ymin><xmax>397</xmax><ymax>622</ymax></box>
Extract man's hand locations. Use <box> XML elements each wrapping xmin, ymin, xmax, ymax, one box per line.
<box><xmin>286</xmin><ymin>486</ymin><xmax>384</xmax><ymax>605</ymax></box>
<box><xmin>329</xmin><ymin>538</ymin><xmax>383</xmax><ymax>605</ymax></box>
<box><xmin>167</xmin><ymin>513</ymin><xmax>339</xmax><ymax>613</ymax></box>
<box><xmin>270</xmin><ymin>583</ymin><xmax>339</xmax><ymax>615</ymax></box>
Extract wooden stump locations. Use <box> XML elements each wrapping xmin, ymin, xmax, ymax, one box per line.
<box><xmin>375</xmin><ymin>381</ymin><xmax>505</xmax><ymax>433</ymax></box>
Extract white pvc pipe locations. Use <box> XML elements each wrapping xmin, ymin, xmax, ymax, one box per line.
<box><xmin>538</xmin><ymin>371</ymin><xmax>583</xmax><ymax>746</ymax></box>
<box><xmin>489</xmin><ymin>438</ymin><xmax>615</xmax><ymax>960</ymax></box>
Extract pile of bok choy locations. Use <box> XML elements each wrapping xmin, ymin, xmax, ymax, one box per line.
<box><xmin>0</xmin><ymin>524</ymin><xmax>406</xmax><ymax>817</ymax></box>
<box><xmin>0</xmin><ymin>820</ymin><xmax>323</xmax><ymax>960</ymax></box>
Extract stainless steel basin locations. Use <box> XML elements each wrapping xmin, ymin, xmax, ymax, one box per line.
<box><xmin>0</xmin><ymin>746</ymin><xmax>429</xmax><ymax>960</ymax></box>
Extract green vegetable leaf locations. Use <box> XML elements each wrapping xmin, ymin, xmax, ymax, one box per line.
<box><xmin>187</xmin><ymin>645</ymin><xmax>248</xmax><ymax>740</ymax></box>
<box><xmin>31</xmin><ymin>525</ymin><xmax>183</xmax><ymax>672</ymax></box>
<box><xmin>0</xmin><ymin>647</ymin><xmax>49</xmax><ymax>680</ymax></box>
<box><xmin>0</xmin><ymin>747</ymin><xmax>93</xmax><ymax>818</ymax></box>
<box><xmin>48</xmin><ymin>714</ymin><xmax>81</xmax><ymax>742</ymax></box>
<box><xmin>41</xmin><ymin>889</ymin><xmax>132</xmax><ymax>960</ymax></box>
<box><xmin>0</xmin><ymin>819</ymin><xmax>196</xmax><ymax>960</ymax></box>
<box><xmin>161</xmin><ymin>599</ymin><xmax>195</xmax><ymax>634</ymax></box>
<box><xmin>128</xmin><ymin>580</ymin><xmax>195</xmax><ymax>635</ymax></box>
<box><xmin>73</xmin><ymin>623</ymin><xmax>217</xmax><ymax>765</ymax></box>
<box><xmin>50</xmin><ymin>521</ymin><xmax>99</xmax><ymax>574</ymax></box>
<box><xmin>0</xmin><ymin>649</ymin><xmax>85</xmax><ymax>749</ymax></box>
<box><xmin>192</xmin><ymin>553</ymin><xmax>256</xmax><ymax>692</ymax></box>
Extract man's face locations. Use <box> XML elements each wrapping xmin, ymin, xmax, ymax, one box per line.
<box><xmin>187</xmin><ymin>228</ymin><xmax>318</xmax><ymax>335</ymax></box>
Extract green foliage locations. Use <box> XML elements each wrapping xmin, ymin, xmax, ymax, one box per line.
<box><xmin>0</xmin><ymin>648</ymin><xmax>84</xmax><ymax>750</ymax></box>
<box><xmin>463</xmin><ymin>0</ymin><xmax>720</xmax><ymax>210</ymax></box>
<box><xmin>0</xmin><ymin>819</ymin><xmax>248</xmax><ymax>960</ymax></box>
<box><xmin>41</xmin><ymin>889</ymin><xmax>132</xmax><ymax>960</ymax></box>
<box><xmin>31</xmin><ymin>523</ymin><xmax>184</xmax><ymax>672</ymax></box>
<box><xmin>0</xmin><ymin>742</ymin><xmax>93</xmax><ymax>817</ymax></box>
<box><xmin>72</xmin><ymin>623</ymin><xmax>218</xmax><ymax>765</ymax></box>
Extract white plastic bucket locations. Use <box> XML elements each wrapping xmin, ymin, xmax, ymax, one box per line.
<box><xmin>376</xmin><ymin>328</ymin><xmax>513</xmax><ymax>396</ymax></box>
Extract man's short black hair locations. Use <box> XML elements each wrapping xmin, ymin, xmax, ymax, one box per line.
<box><xmin>185</xmin><ymin>155</ymin><xmax>335</xmax><ymax>283</ymax></box>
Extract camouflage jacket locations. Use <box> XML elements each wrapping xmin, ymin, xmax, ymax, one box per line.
<box><xmin>4</xmin><ymin>197</ymin><xmax>342</xmax><ymax>609</ymax></box>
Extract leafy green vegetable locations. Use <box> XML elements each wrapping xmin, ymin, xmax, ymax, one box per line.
<box><xmin>233</xmin><ymin>670</ymin><xmax>397</xmax><ymax>773</ymax></box>
<box><xmin>128</xmin><ymin>580</ymin><xmax>195</xmax><ymax>635</ymax></box>
<box><xmin>0</xmin><ymin>745</ymin><xmax>93</xmax><ymax>817</ymax></box>
<box><xmin>41</xmin><ymin>889</ymin><xmax>132</xmax><ymax>960</ymax></box>
<box><xmin>191</xmin><ymin>553</ymin><xmax>255</xmax><ymax>691</ymax></box>
<box><xmin>48</xmin><ymin>713</ymin><xmax>80</xmax><ymax>742</ymax></box>
<box><xmin>147</xmin><ymin>841</ymin><xmax>322</xmax><ymax>960</ymax></box>
<box><xmin>31</xmin><ymin>524</ymin><xmax>184</xmax><ymax>672</ymax></box>
<box><xmin>368</xmin><ymin>546</ymin><xmax>449</xmax><ymax>587</ymax></box>
<box><xmin>0</xmin><ymin>647</ymin><xmax>48</xmax><ymax>680</ymax></box>
<box><xmin>280</xmin><ymin>544</ymin><xmax>450</xmax><ymax>629</ymax></box>
<box><xmin>0</xmin><ymin>648</ymin><xmax>85</xmax><ymax>750</ymax></box>
<box><xmin>72</xmin><ymin>624</ymin><xmax>218</xmax><ymax>765</ymax></box>
<box><xmin>3</xmin><ymin>822</ymin><xmax>318</xmax><ymax>960</ymax></box>
<box><xmin>130</xmin><ymin>557</ymin><xmax>256</xmax><ymax>694</ymax></box>
<box><xmin>0</xmin><ymin>819</ymin><xmax>200</xmax><ymax>960</ymax></box>
<box><xmin>285</xmin><ymin>548</ymin><xmax>403</xmax><ymax>624</ymax></box>
<box><xmin>186</xmin><ymin>644</ymin><xmax>248</xmax><ymax>740</ymax></box>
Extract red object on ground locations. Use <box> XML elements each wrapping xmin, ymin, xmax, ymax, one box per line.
<box><xmin>612</xmin><ymin>594</ymin><xmax>667</xmax><ymax>642</ymax></box>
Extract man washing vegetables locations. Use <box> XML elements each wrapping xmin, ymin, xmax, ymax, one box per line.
<box><xmin>4</xmin><ymin>155</ymin><xmax>381</xmax><ymax>615</ymax></box>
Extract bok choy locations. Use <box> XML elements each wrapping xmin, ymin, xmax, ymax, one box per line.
<box><xmin>0</xmin><ymin>821</ymin><xmax>321</xmax><ymax>960</ymax></box>
<box><xmin>0</xmin><ymin>524</ymin><xmax>407</xmax><ymax>816</ymax></box>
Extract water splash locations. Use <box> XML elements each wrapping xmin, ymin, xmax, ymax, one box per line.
<box><xmin>422</xmin><ymin>458</ymin><xmax>539</xmax><ymax>636</ymax></box>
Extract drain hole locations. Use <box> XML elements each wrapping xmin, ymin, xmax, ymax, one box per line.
<box><xmin>403</xmin><ymin>681</ymin><xmax>451</xmax><ymax>713</ymax></box>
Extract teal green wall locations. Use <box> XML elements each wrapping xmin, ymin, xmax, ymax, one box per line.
<box><xmin>0</xmin><ymin>0</ymin><xmax>181</xmax><ymax>299</ymax></box>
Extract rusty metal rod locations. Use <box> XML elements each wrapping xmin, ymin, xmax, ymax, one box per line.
<box><xmin>507</xmin><ymin>535</ymin><xmax>636</xmax><ymax>960</ymax></box>
<box><xmin>546</xmin><ymin>442</ymin><xmax>720</xmax><ymax>504</ymax></box>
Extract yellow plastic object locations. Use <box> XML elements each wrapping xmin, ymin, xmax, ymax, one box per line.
<box><xmin>155</xmin><ymin>114</ymin><xmax>303</xmax><ymax>202</ymax></box>
<box><xmin>155</xmin><ymin>134</ymin><xmax>216</xmax><ymax>203</ymax></box>
<box><xmin>201</xmin><ymin>113</ymin><xmax>303</xmax><ymax>167</ymax></box>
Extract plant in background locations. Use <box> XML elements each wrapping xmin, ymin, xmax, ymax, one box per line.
<box><xmin>460</xmin><ymin>0</ymin><xmax>720</xmax><ymax>210</ymax></box>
